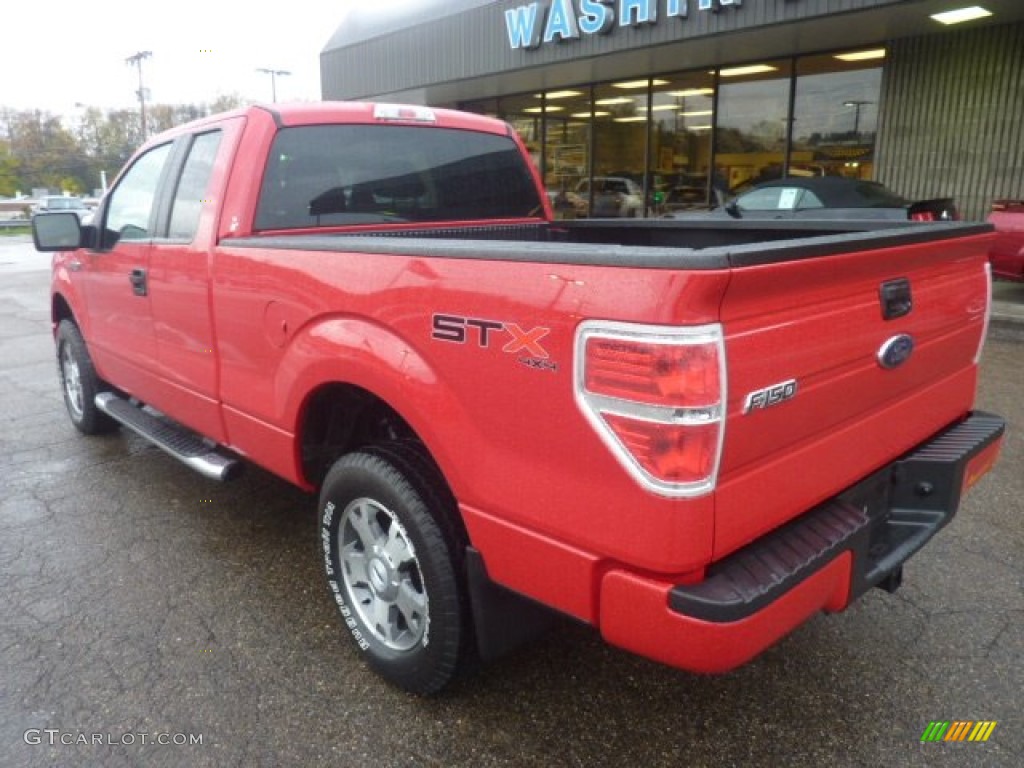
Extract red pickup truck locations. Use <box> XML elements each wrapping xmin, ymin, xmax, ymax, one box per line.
<box><xmin>989</xmin><ymin>199</ymin><xmax>1024</xmax><ymax>281</ymax></box>
<box><xmin>33</xmin><ymin>103</ymin><xmax>1005</xmax><ymax>695</ymax></box>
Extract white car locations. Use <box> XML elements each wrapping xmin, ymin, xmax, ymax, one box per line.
<box><xmin>575</xmin><ymin>177</ymin><xmax>643</xmax><ymax>218</ymax></box>
<box><xmin>32</xmin><ymin>196</ymin><xmax>93</xmax><ymax>223</ymax></box>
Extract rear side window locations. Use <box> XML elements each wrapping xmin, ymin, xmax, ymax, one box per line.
<box><xmin>168</xmin><ymin>131</ymin><xmax>222</xmax><ymax>240</ymax></box>
<box><xmin>254</xmin><ymin>124</ymin><xmax>543</xmax><ymax>230</ymax></box>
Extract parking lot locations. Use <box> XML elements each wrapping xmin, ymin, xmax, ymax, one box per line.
<box><xmin>1</xmin><ymin>234</ymin><xmax>1021</xmax><ymax>767</ymax></box>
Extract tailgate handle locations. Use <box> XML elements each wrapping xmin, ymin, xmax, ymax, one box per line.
<box><xmin>879</xmin><ymin>278</ymin><xmax>912</xmax><ymax>320</ymax></box>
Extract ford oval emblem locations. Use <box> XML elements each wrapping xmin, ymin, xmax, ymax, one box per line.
<box><xmin>878</xmin><ymin>334</ymin><xmax>915</xmax><ymax>369</ymax></box>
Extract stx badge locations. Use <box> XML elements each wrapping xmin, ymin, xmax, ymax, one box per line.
<box><xmin>432</xmin><ymin>314</ymin><xmax>552</xmax><ymax>360</ymax></box>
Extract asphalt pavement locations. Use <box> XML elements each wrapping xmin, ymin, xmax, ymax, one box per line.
<box><xmin>1</xmin><ymin>234</ymin><xmax>1021</xmax><ymax>767</ymax></box>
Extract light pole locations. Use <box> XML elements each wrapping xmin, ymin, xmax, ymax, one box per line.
<box><xmin>256</xmin><ymin>68</ymin><xmax>291</xmax><ymax>102</ymax></box>
<box><xmin>843</xmin><ymin>100</ymin><xmax>872</xmax><ymax>139</ymax></box>
<box><xmin>126</xmin><ymin>51</ymin><xmax>152</xmax><ymax>138</ymax></box>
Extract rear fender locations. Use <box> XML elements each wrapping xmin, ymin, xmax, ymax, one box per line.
<box><xmin>278</xmin><ymin>315</ymin><xmax>477</xmax><ymax>493</ymax></box>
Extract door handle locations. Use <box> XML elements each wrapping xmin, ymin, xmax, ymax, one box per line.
<box><xmin>129</xmin><ymin>268</ymin><xmax>148</xmax><ymax>297</ymax></box>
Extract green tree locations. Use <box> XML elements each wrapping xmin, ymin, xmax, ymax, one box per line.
<box><xmin>210</xmin><ymin>93</ymin><xmax>247</xmax><ymax>114</ymax></box>
<box><xmin>0</xmin><ymin>138</ymin><xmax>20</xmax><ymax>197</ymax></box>
<box><xmin>6</xmin><ymin>110</ymin><xmax>85</xmax><ymax>192</ymax></box>
<box><xmin>1</xmin><ymin>95</ymin><xmax>257</xmax><ymax>197</ymax></box>
<box><xmin>147</xmin><ymin>103</ymin><xmax>213</xmax><ymax>135</ymax></box>
<box><xmin>75</xmin><ymin>107</ymin><xmax>143</xmax><ymax>190</ymax></box>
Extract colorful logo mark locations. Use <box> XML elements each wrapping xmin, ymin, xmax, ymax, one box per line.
<box><xmin>921</xmin><ymin>721</ymin><xmax>997</xmax><ymax>743</ymax></box>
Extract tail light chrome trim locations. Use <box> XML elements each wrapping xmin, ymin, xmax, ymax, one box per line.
<box><xmin>574</xmin><ymin>320</ymin><xmax>727</xmax><ymax>498</ymax></box>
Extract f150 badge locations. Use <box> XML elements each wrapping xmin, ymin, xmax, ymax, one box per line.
<box><xmin>432</xmin><ymin>314</ymin><xmax>556</xmax><ymax>371</ymax></box>
<box><xmin>743</xmin><ymin>379</ymin><xmax>798</xmax><ymax>414</ymax></box>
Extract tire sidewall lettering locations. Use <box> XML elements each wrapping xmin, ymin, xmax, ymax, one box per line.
<box><xmin>317</xmin><ymin>448</ymin><xmax>465</xmax><ymax>694</ymax></box>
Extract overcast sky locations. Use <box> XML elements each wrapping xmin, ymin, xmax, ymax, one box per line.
<box><xmin>1</xmin><ymin>1</ymin><xmax>351</xmax><ymax>115</ymax></box>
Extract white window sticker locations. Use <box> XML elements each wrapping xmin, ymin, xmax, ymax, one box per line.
<box><xmin>778</xmin><ymin>188</ymin><xmax>800</xmax><ymax>210</ymax></box>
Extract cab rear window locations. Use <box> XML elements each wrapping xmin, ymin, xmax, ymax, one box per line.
<box><xmin>254</xmin><ymin>124</ymin><xmax>543</xmax><ymax>230</ymax></box>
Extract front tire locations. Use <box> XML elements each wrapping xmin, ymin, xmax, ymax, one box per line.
<box><xmin>319</xmin><ymin>444</ymin><xmax>469</xmax><ymax>695</ymax></box>
<box><xmin>55</xmin><ymin>320</ymin><xmax>117</xmax><ymax>435</ymax></box>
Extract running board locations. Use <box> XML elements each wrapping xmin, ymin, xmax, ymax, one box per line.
<box><xmin>95</xmin><ymin>392</ymin><xmax>242</xmax><ymax>481</ymax></box>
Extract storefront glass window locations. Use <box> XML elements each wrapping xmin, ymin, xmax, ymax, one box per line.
<box><xmin>497</xmin><ymin>93</ymin><xmax>546</xmax><ymax>178</ymax></box>
<box><xmin>714</xmin><ymin>60</ymin><xmax>793</xmax><ymax>195</ymax></box>
<box><xmin>793</xmin><ymin>50</ymin><xmax>884</xmax><ymax>180</ymax></box>
<box><xmin>536</xmin><ymin>89</ymin><xmax>591</xmax><ymax>217</ymax></box>
<box><xmin>651</xmin><ymin>73</ymin><xmax>716</xmax><ymax>212</ymax></box>
<box><xmin>461</xmin><ymin>49</ymin><xmax>886</xmax><ymax>216</ymax></box>
<box><xmin>461</xmin><ymin>97</ymin><xmax>499</xmax><ymax>119</ymax></box>
<box><xmin>584</xmin><ymin>80</ymin><xmax>649</xmax><ymax>217</ymax></box>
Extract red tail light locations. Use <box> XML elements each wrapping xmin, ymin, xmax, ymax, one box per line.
<box><xmin>910</xmin><ymin>211</ymin><xmax>936</xmax><ymax>222</ymax></box>
<box><xmin>575</xmin><ymin>321</ymin><xmax>726</xmax><ymax>497</ymax></box>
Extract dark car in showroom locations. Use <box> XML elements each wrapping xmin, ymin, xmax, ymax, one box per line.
<box><xmin>665</xmin><ymin>176</ymin><xmax>958</xmax><ymax>222</ymax></box>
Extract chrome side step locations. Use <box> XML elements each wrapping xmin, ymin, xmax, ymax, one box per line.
<box><xmin>94</xmin><ymin>392</ymin><xmax>242</xmax><ymax>481</ymax></box>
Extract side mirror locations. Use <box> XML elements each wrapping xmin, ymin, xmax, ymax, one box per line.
<box><xmin>724</xmin><ymin>200</ymin><xmax>742</xmax><ymax>219</ymax></box>
<box><xmin>32</xmin><ymin>212</ymin><xmax>83</xmax><ymax>252</ymax></box>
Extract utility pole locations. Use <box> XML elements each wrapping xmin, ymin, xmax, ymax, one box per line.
<box><xmin>256</xmin><ymin>68</ymin><xmax>291</xmax><ymax>102</ymax></box>
<box><xmin>125</xmin><ymin>51</ymin><xmax>151</xmax><ymax>140</ymax></box>
<box><xmin>843</xmin><ymin>100</ymin><xmax>872</xmax><ymax>140</ymax></box>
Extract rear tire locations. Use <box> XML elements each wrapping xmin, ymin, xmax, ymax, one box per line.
<box><xmin>319</xmin><ymin>443</ymin><xmax>469</xmax><ymax>695</ymax></box>
<box><xmin>55</xmin><ymin>320</ymin><xmax>117</xmax><ymax>435</ymax></box>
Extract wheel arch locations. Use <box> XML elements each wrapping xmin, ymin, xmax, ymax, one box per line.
<box><xmin>52</xmin><ymin>291</ymin><xmax>76</xmax><ymax>330</ymax></box>
<box><xmin>282</xmin><ymin>318</ymin><xmax>477</xmax><ymax>521</ymax></box>
<box><xmin>297</xmin><ymin>380</ymin><xmax>418</xmax><ymax>487</ymax></box>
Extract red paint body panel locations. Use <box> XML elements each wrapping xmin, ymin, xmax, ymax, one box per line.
<box><xmin>460</xmin><ymin>504</ymin><xmax>604</xmax><ymax>623</ymax></box>
<box><xmin>714</xmin><ymin>235</ymin><xmax>991</xmax><ymax>558</ymax></box>
<box><xmin>600</xmin><ymin>554</ymin><xmax>853</xmax><ymax>673</ymax></box>
<box><xmin>210</xmin><ymin>245</ymin><xmax>725</xmax><ymax>571</ymax></box>
<box><xmin>988</xmin><ymin>203</ymin><xmax>1024</xmax><ymax>281</ymax></box>
<box><xmin>47</xmin><ymin>103</ymin><xmax>1005</xmax><ymax>679</ymax></box>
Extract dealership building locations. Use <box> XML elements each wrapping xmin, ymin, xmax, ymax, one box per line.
<box><xmin>321</xmin><ymin>1</ymin><xmax>1024</xmax><ymax>219</ymax></box>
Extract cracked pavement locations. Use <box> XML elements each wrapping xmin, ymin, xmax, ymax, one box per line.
<box><xmin>0</xmin><ymin>235</ymin><xmax>1021</xmax><ymax>767</ymax></box>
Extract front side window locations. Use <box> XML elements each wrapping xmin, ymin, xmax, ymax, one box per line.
<box><xmin>738</xmin><ymin>187</ymin><xmax>789</xmax><ymax>210</ymax></box>
<box><xmin>105</xmin><ymin>143</ymin><xmax>173</xmax><ymax>244</ymax></box>
<box><xmin>739</xmin><ymin>186</ymin><xmax>825</xmax><ymax>211</ymax></box>
<box><xmin>254</xmin><ymin>125</ymin><xmax>543</xmax><ymax>231</ymax></box>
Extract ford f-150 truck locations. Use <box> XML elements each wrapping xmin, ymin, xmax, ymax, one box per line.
<box><xmin>33</xmin><ymin>102</ymin><xmax>1005</xmax><ymax>695</ymax></box>
<box><xmin>989</xmin><ymin>199</ymin><xmax>1024</xmax><ymax>281</ymax></box>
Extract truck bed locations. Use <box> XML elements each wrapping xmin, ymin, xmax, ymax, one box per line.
<box><xmin>227</xmin><ymin>218</ymin><xmax>993</xmax><ymax>269</ymax></box>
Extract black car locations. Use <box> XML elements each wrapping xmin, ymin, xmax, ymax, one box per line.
<box><xmin>666</xmin><ymin>177</ymin><xmax>958</xmax><ymax>222</ymax></box>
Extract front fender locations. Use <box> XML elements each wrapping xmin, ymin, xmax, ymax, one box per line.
<box><xmin>51</xmin><ymin>255</ymin><xmax>89</xmax><ymax>339</ymax></box>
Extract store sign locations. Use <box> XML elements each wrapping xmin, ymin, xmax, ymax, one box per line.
<box><xmin>505</xmin><ymin>0</ymin><xmax>751</xmax><ymax>50</ymax></box>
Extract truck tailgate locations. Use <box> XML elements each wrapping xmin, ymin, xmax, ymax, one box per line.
<box><xmin>714</xmin><ymin>231</ymin><xmax>992</xmax><ymax>560</ymax></box>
